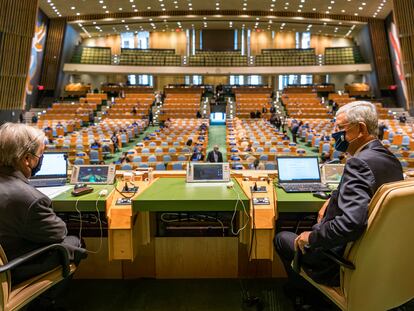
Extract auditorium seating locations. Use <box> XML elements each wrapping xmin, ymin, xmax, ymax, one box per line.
<box><xmin>255</xmin><ymin>48</ymin><xmax>316</xmax><ymax>66</ymax></box>
<box><xmin>103</xmin><ymin>93</ymin><xmax>153</xmax><ymax>120</ymax></box>
<box><xmin>159</xmin><ymin>93</ymin><xmax>202</xmax><ymax>120</ymax></box>
<box><xmin>234</xmin><ymin>91</ymin><xmax>271</xmax><ymax>119</ymax></box>
<box><xmin>282</xmin><ymin>92</ymin><xmax>331</xmax><ymax>119</ymax></box>
<box><xmin>71</xmin><ymin>46</ymin><xmax>111</xmax><ymax>65</ymax></box>
<box><xmin>119</xmin><ymin>48</ymin><xmax>181</xmax><ymax>66</ymax></box>
<box><xmin>188</xmin><ymin>51</ymin><xmax>248</xmax><ymax>66</ymax></box>
<box><xmin>324</xmin><ymin>46</ymin><xmax>365</xmax><ymax>65</ymax></box>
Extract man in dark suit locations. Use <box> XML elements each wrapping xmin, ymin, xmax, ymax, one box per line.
<box><xmin>0</xmin><ymin>123</ymin><xmax>86</xmax><ymax>287</ymax></box>
<box><xmin>274</xmin><ymin>102</ymin><xmax>403</xmax><ymax>303</ymax></box>
<box><xmin>206</xmin><ymin>145</ymin><xmax>223</xmax><ymax>163</ymax></box>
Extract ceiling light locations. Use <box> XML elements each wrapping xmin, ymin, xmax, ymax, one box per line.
<box><xmin>70</xmin><ymin>6</ymin><xmax>75</xmax><ymax>10</ymax></box>
<box><xmin>102</xmin><ymin>6</ymin><xmax>106</xmax><ymax>9</ymax></box>
<box><xmin>76</xmin><ymin>12</ymin><xmax>80</xmax><ymax>15</ymax></box>
<box><xmin>147</xmin><ymin>6</ymin><xmax>151</xmax><ymax>9</ymax></box>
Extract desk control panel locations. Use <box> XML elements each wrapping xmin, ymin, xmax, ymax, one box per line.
<box><xmin>116</xmin><ymin>198</ymin><xmax>132</xmax><ymax>205</ymax></box>
<box><xmin>252</xmin><ymin>197</ymin><xmax>270</xmax><ymax>205</ymax></box>
<box><xmin>250</xmin><ymin>185</ymin><xmax>267</xmax><ymax>193</ymax></box>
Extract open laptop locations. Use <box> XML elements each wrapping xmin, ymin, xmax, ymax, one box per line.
<box><xmin>276</xmin><ymin>156</ymin><xmax>331</xmax><ymax>193</ymax></box>
<box><xmin>29</xmin><ymin>152</ymin><xmax>68</xmax><ymax>187</ymax></box>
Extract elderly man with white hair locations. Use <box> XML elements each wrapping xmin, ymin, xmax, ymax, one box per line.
<box><xmin>274</xmin><ymin>102</ymin><xmax>404</xmax><ymax>307</ymax></box>
<box><xmin>0</xmin><ymin>123</ymin><xmax>86</xmax><ymax>288</ymax></box>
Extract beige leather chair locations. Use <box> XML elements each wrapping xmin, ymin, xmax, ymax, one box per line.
<box><xmin>0</xmin><ymin>244</ymin><xmax>76</xmax><ymax>311</ymax></box>
<box><xmin>299</xmin><ymin>179</ymin><xmax>414</xmax><ymax>311</ymax></box>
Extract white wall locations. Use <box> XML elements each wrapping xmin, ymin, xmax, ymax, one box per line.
<box><xmin>329</xmin><ymin>74</ymin><xmax>364</xmax><ymax>91</ymax></box>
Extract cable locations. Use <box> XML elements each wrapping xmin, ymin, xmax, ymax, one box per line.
<box><xmin>230</xmin><ymin>186</ymin><xmax>250</xmax><ymax>236</ymax></box>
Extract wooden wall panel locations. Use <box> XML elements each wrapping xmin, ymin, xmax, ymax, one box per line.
<box><xmin>0</xmin><ymin>0</ymin><xmax>38</xmax><ymax>110</ymax></box>
<box><xmin>40</xmin><ymin>18</ymin><xmax>66</xmax><ymax>90</ymax></box>
<box><xmin>393</xmin><ymin>0</ymin><xmax>414</xmax><ymax>112</ymax></box>
<box><xmin>368</xmin><ymin>19</ymin><xmax>394</xmax><ymax>90</ymax></box>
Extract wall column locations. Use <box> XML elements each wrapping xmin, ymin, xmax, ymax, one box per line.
<box><xmin>393</xmin><ymin>0</ymin><xmax>414</xmax><ymax>113</ymax></box>
<box><xmin>0</xmin><ymin>0</ymin><xmax>38</xmax><ymax>122</ymax></box>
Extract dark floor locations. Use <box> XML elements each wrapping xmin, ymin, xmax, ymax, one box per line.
<box><xmin>54</xmin><ymin>278</ymin><xmax>300</xmax><ymax>311</ymax></box>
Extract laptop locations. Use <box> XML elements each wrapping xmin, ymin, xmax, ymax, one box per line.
<box><xmin>29</xmin><ymin>152</ymin><xmax>68</xmax><ymax>187</ymax></box>
<box><xmin>321</xmin><ymin>164</ymin><xmax>345</xmax><ymax>185</ymax></box>
<box><xmin>276</xmin><ymin>156</ymin><xmax>331</xmax><ymax>193</ymax></box>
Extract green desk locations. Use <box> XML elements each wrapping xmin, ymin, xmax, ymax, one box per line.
<box><xmin>52</xmin><ymin>185</ymin><xmax>113</xmax><ymax>212</ymax></box>
<box><xmin>133</xmin><ymin>178</ymin><xmax>249</xmax><ymax>212</ymax></box>
<box><xmin>275</xmin><ymin>187</ymin><xmax>326</xmax><ymax>213</ymax></box>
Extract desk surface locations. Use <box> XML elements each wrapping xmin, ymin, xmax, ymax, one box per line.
<box><xmin>275</xmin><ymin>187</ymin><xmax>326</xmax><ymax>213</ymax></box>
<box><xmin>133</xmin><ymin>178</ymin><xmax>249</xmax><ymax>212</ymax></box>
<box><xmin>52</xmin><ymin>185</ymin><xmax>113</xmax><ymax>212</ymax></box>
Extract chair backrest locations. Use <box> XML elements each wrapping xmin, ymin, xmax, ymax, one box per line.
<box><xmin>0</xmin><ymin>244</ymin><xmax>10</xmax><ymax>310</ymax></box>
<box><xmin>342</xmin><ymin>180</ymin><xmax>414</xmax><ymax>311</ymax></box>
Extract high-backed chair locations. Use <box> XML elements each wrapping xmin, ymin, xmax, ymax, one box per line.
<box><xmin>298</xmin><ymin>180</ymin><xmax>414</xmax><ymax>311</ymax></box>
<box><xmin>0</xmin><ymin>243</ymin><xmax>76</xmax><ymax>311</ymax></box>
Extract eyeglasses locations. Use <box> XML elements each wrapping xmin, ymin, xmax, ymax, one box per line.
<box><xmin>334</xmin><ymin>122</ymin><xmax>357</xmax><ymax>132</ymax></box>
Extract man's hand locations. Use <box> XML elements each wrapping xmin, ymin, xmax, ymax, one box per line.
<box><xmin>294</xmin><ymin>231</ymin><xmax>311</xmax><ymax>254</ymax></box>
<box><xmin>317</xmin><ymin>198</ymin><xmax>330</xmax><ymax>223</ymax></box>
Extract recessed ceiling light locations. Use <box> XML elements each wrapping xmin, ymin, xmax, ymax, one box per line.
<box><xmin>105</xmin><ymin>10</ymin><xmax>109</xmax><ymax>13</ymax></box>
<box><xmin>119</xmin><ymin>8</ymin><xmax>123</xmax><ymax>10</ymax></box>
<box><xmin>102</xmin><ymin>6</ymin><xmax>106</xmax><ymax>9</ymax></box>
<box><xmin>70</xmin><ymin>6</ymin><xmax>75</xmax><ymax>10</ymax></box>
<box><xmin>147</xmin><ymin>6</ymin><xmax>151</xmax><ymax>9</ymax></box>
<box><xmin>76</xmin><ymin>12</ymin><xmax>80</xmax><ymax>15</ymax></box>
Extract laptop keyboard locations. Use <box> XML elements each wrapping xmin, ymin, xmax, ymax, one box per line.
<box><xmin>280</xmin><ymin>183</ymin><xmax>331</xmax><ymax>193</ymax></box>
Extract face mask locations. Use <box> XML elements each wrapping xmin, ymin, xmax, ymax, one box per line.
<box><xmin>31</xmin><ymin>154</ymin><xmax>44</xmax><ymax>177</ymax></box>
<box><xmin>331</xmin><ymin>130</ymin><xmax>349</xmax><ymax>152</ymax></box>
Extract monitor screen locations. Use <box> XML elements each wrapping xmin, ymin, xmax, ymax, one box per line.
<box><xmin>31</xmin><ymin>153</ymin><xmax>67</xmax><ymax>179</ymax></box>
<box><xmin>78</xmin><ymin>166</ymin><xmax>109</xmax><ymax>183</ymax></box>
<box><xmin>277</xmin><ymin>157</ymin><xmax>321</xmax><ymax>182</ymax></box>
<box><xmin>193</xmin><ymin>164</ymin><xmax>224</xmax><ymax>181</ymax></box>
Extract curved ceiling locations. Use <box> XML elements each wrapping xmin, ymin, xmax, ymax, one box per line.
<box><xmin>39</xmin><ymin>0</ymin><xmax>391</xmax><ymax>38</ymax></box>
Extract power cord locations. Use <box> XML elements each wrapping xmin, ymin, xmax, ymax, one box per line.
<box><xmin>230</xmin><ymin>186</ymin><xmax>250</xmax><ymax>236</ymax></box>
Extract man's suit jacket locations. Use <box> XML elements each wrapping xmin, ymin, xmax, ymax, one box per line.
<box><xmin>0</xmin><ymin>166</ymin><xmax>84</xmax><ymax>262</ymax></box>
<box><xmin>207</xmin><ymin>150</ymin><xmax>223</xmax><ymax>163</ymax></box>
<box><xmin>305</xmin><ymin>140</ymin><xmax>403</xmax><ymax>284</ymax></box>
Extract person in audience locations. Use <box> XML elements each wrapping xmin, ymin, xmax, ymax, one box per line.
<box><xmin>131</xmin><ymin>106</ymin><xmax>137</xmax><ymax>115</ymax></box>
<box><xmin>282</xmin><ymin>131</ymin><xmax>290</xmax><ymax>141</ymax></box>
<box><xmin>270</xmin><ymin>106</ymin><xmax>276</xmax><ymax>114</ymax></box>
<box><xmin>196</xmin><ymin>111</ymin><xmax>202</xmax><ymax>118</ymax></box>
<box><xmin>91</xmin><ymin>140</ymin><xmax>101</xmax><ymax>149</ymax></box>
<box><xmin>291</xmin><ymin>121</ymin><xmax>302</xmax><ymax>144</ymax></box>
<box><xmin>0</xmin><ymin>123</ymin><xmax>86</xmax><ymax>308</ymax></box>
<box><xmin>186</xmin><ymin>138</ymin><xmax>193</xmax><ymax>147</ymax></box>
<box><xmin>331</xmin><ymin>101</ymin><xmax>339</xmax><ymax>115</ymax></box>
<box><xmin>190</xmin><ymin>147</ymin><xmax>204</xmax><ymax>161</ymax></box>
<box><xmin>244</xmin><ymin>143</ymin><xmax>255</xmax><ymax>153</ymax></box>
<box><xmin>255</xmin><ymin>110</ymin><xmax>261</xmax><ymax>118</ymax></box>
<box><xmin>19</xmin><ymin>111</ymin><xmax>24</xmax><ymax>123</ymax></box>
<box><xmin>98</xmin><ymin>160</ymin><xmax>106</xmax><ymax>165</ymax></box>
<box><xmin>250</xmin><ymin>111</ymin><xmax>256</xmax><ymax>119</ymax></box>
<box><xmin>148</xmin><ymin>109</ymin><xmax>154</xmax><ymax>126</ymax></box>
<box><xmin>31</xmin><ymin>113</ymin><xmax>38</xmax><ymax>124</ymax></box>
<box><xmin>199</xmin><ymin>123</ymin><xmax>208</xmax><ymax>131</ymax></box>
<box><xmin>111</xmin><ymin>132</ymin><xmax>120</xmax><ymax>152</ymax></box>
<box><xmin>56</xmin><ymin>121</ymin><xmax>63</xmax><ymax>128</ymax></box>
<box><xmin>398</xmin><ymin>113</ymin><xmax>407</xmax><ymax>124</ymax></box>
<box><xmin>378</xmin><ymin>122</ymin><xmax>387</xmax><ymax>140</ymax></box>
<box><xmin>274</xmin><ymin>101</ymin><xmax>404</xmax><ymax>309</ymax></box>
<box><xmin>207</xmin><ymin>145</ymin><xmax>223</xmax><ymax>163</ymax></box>
<box><xmin>320</xmin><ymin>151</ymin><xmax>331</xmax><ymax>163</ymax></box>
<box><xmin>262</xmin><ymin>105</ymin><xmax>268</xmax><ymax>114</ymax></box>
<box><xmin>321</xmin><ymin>132</ymin><xmax>331</xmax><ymax>142</ymax></box>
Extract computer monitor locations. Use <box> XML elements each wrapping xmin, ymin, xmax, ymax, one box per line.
<box><xmin>30</xmin><ymin>152</ymin><xmax>67</xmax><ymax>180</ymax></box>
<box><xmin>276</xmin><ymin>156</ymin><xmax>322</xmax><ymax>183</ymax></box>
<box><xmin>321</xmin><ymin>164</ymin><xmax>345</xmax><ymax>184</ymax></box>
<box><xmin>70</xmin><ymin>165</ymin><xmax>116</xmax><ymax>184</ymax></box>
<box><xmin>186</xmin><ymin>162</ymin><xmax>230</xmax><ymax>183</ymax></box>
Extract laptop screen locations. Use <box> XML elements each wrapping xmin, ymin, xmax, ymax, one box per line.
<box><xmin>277</xmin><ymin>157</ymin><xmax>321</xmax><ymax>183</ymax></box>
<box><xmin>31</xmin><ymin>152</ymin><xmax>67</xmax><ymax>180</ymax></box>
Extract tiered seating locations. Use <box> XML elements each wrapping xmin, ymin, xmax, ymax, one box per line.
<box><xmin>119</xmin><ymin>48</ymin><xmax>181</xmax><ymax>66</ymax></box>
<box><xmin>344</xmin><ymin>83</ymin><xmax>371</xmax><ymax>97</ymax></box>
<box><xmin>64</xmin><ymin>83</ymin><xmax>91</xmax><ymax>96</ymax></box>
<box><xmin>282</xmin><ymin>93</ymin><xmax>330</xmax><ymax>119</ymax></box>
<box><xmin>80</xmin><ymin>93</ymin><xmax>108</xmax><ymax>105</ymax></box>
<box><xmin>324</xmin><ymin>46</ymin><xmax>365</xmax><ymax>65</ymax></box>
<box><xmin>126</xmin><ymin>119</ymin><xmax>208</xmax><ymax>170</ymax></box>
<box><xmin>255</xmin><ymin>49</ymin><xmax>316</xmax><ymax>66</ymax></box>
<box><xmin>38</xmin><ymin>102</ymin><xmax>97</xmax><ymax>123</ymax></box>
<box><xmin>188</xmin><ymin>51</ymin><xmax>248</xmax><ymax>66</ymax></box>
<box><xmin>71</xmin><ymin>46</ymin><xmax>111</xmax><ymax>65</ymax></box>
<box><xmin>159</xmin><ymin>93</ymin><xmax>202</xmax><ymax>120</ymax></box>
<box><xmin>234</xmin><ymin>91</ymin><xmax>271</xmax><ymax>119</ymax></box>
<box><xmin>227</xmin><ymin>119</ymin><xmax>305</xmax><ymax>169</ymax></box>
<box><xmin>103</xmin><ymin>93</ymin><xmax>154</xmax><ymax>119</ymax></box>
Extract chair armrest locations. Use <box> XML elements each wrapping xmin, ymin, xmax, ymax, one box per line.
<box><xmin>321</xmin><ymin>250</ymin><xmax>355</xmax><ymax>270</ymax></box>
<box><xmin>0</xmin><ymin>244</ymin><xmax>71</xmax><ymax>278</ymax></box>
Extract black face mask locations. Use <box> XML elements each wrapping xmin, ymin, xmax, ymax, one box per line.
<box><xmin>31</xmin><ymin>154</ymin><xmax>44</xmax><ymax>177</ymax></box>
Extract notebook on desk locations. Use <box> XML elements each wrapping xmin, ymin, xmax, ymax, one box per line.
<box><xmin>29</xmin><ymin>152</ymin><xmax>68</xmax><ymax>187</ymax></box>
<box><xmin>276</xmin><ymin>156</ymin><xmax>331</xmax><ymax>193</ymax></box>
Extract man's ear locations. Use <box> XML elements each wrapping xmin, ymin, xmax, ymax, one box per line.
<box><xmin>359</xmin><ymin>122</ymin><xmax>369</xmax><ymax>135</ymax></box>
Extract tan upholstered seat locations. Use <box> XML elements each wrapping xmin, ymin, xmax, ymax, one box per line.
<box><xmin>0</xmin><ymin>244</ymin><xmax>76</xmax><ymax>311</ymax></box>
<box><xmin>300</xmin><ymin>179</ymin><xmax>414</xmax><ymax>311</ymax></box>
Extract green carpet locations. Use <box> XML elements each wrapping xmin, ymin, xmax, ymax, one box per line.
<box><xmin>207</xmin><ymin>125</ymin><xmax>227</xmax><ymax>161</ymax></box>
